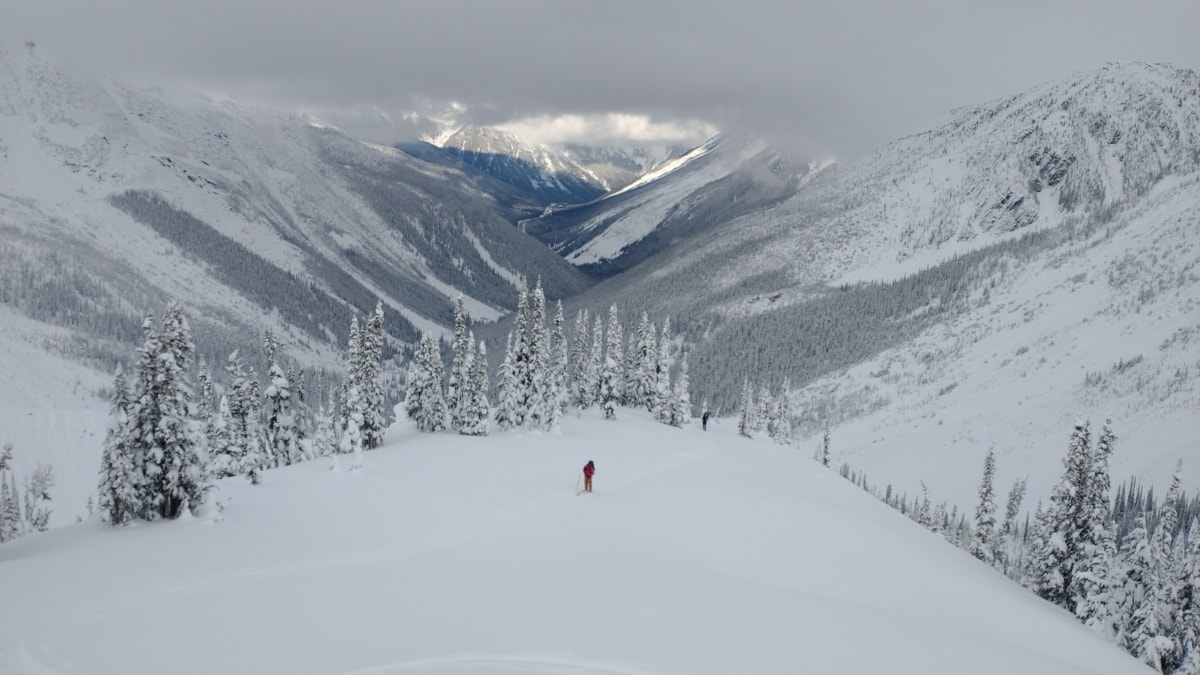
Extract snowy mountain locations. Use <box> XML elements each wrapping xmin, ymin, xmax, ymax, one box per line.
<box><xmin>562</xmin><ymin>62</ymin><xmax>1200</xmax><ymax>509</ymax></box>
<box><xmin>522</xmin><ymin>134</ymin><xmax>826</xmax><ymax>278</ymax></box>
<box><xmin>0</xmin><ymin>41</ymin><xmax>589</xmax><ymax>513</ymax></box>
<box><xmin>403</xmin><ymin>125</ymin><xmax>609</xmax><ymax>207</ymax></box>
<box><xmin>0</xmin><ymin>41</ymin><xmax>588</xmax><ymax>361</ymax></box>
<box><xmin>0</xmin><ymin>411</ymin><xmax>1151</xmax><ymax>674</ymax></box>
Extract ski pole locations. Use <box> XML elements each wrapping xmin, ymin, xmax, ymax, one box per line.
<box><xmin>575</xmin><ymin>473</ymin><xmax>581</xmax><ymax>491</ymax></box>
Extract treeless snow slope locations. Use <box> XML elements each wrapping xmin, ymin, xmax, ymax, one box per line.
<box><xmin>0</xmin><ymin>411</ymin><xmax>1146</xmax><ymax>674</ymax></box>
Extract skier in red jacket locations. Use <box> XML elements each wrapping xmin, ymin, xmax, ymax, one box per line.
<box><xmin>582</xmin><ymin>460</ymin><xmax>595</xmax><ymax>493</ymax></box>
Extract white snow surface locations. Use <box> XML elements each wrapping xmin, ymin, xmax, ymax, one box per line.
<box><xmin>565</xmin><ymin>137</ymin><xmax>765</xmax><ymax>265</ymax></box>
<box><xmin>0</xmin><ymin>410</ymin><xmax>1148</xmax><ymax>675</ymax></box>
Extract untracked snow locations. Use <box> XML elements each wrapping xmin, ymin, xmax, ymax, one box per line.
<box><xmin>0</xmin><ymin>411</ymin><xmax>1147</xmax><ymax>674</ymax></box>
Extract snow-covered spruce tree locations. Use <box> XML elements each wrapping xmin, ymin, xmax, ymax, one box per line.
<box><xmin>1075</xmin><ymin>419</ymin><xmax>1120</xmax><ymax>637</ymax></box>
<box><xmin>737</xmin><ymin>378</ymin><xmax>753</xmax><ymax>438</ymax></box>
<box><xmin>340</xmin><ymin>315</ymin><xmax>362</xmax><ymax>440</ymax></box>
<box><xmin>510</xmin><ymin>279</ymin><xmax>532</xmax><ymax>429</ymax></box>
<box><xmin>653</xmin><ymin>316</ymin><xmax>674</xmax><ymax>423</ymax></box>
<box><xmin>628</xmin><ymin>313</ymin><xmax>657</xmax><ymax>411</ymax></box>
<box><xmin>571</xmin><ymin>309</ymin><xmax>593</xmax><ymax>411</ymax></box>
<box><xmin>359</xmin><ymin>301</ymin><xmax>387</xmax><ymax>449</ymax></box>
<box><xmin>970</xmin><ymin>448</ymin><xmax>998</xmax><ymax>565</ymax></box>
<box><xmin>1139</xmin><ymin>463</ymin><xmax>1186</xmax><ymax>673</ymax></box>
<box><xmin>263</xmin><ymin>331</ymin><xmax>299</xmax><ymax>467</ymax></box>
<box><xmin>447</xmin><ymin>295</ymin><xmax>471</xmax><ymax>433</ymax></box>
<box><xmin>1170</xmin><ymin>519</ymin><xmax>1200</xmax><ymax>675</ymax></box>
<box><xmin>493</xmin><ymin>332</ymin><xmax>519</xmax><ymax>431</ymax></box>
<box><xmin>405</xmin><ymin>333</ymin><xmax>447</xmax><ymax>433</ymax></box>
<box><xmin>599</xmin><ymin>306</ymin><xmax>623</xmax><ymax>421</ymax></box>
<box><xmin>460</xmin><ymin>338</ymin><xmax>491</xmax><ymax>436</ymax></box>
<box><xmin>770</xmin><ymin>384</ymin><xmax>792</xmax><ymax>446</ymax></box>
<box><xmin>588</xmin><ymin>314</ymin><xmax>603</xmax><ymax>409</ymax></box>
<box><xmin>549</xmin><ymin>300</ymin><xmax>569</xmax><ymax>421</ymax></box>
<box><xmin>226</xmin><ymin>351</ymin><xmax>264</xmax><ymax>484</ymax></box>
<box><xmin>1032</xmin><ymin>418</ymin><xmax>1092</xmax><ymax>612</ymax></box>
<box><xmin>999</xmin><ymin>477</ymin><xmax>1027</xmax><ymax>577</ymax></box>
<box><xmin>128</xmin><ymin>302</ymin><xmax>207</xmax><ymax>519</ymax></box>
<box><xmin>524</xmin><ymin>279</ymin><xmax>551</xmax><ymax>430</ymax></box>
<box><xmin>98</xmin><ymin>370</ymin><xmax>140</xmax><ymax>526</ymax></box>
<box><xmin>753</xmin><ymin>383</ymin><xmax>771</xmax><ymax>434</ymax></box>
<box><xmin>339</xmin><ymin>385</ymin><xmax>365</xmax><ymax>471</ymax></box>
<box><xmin>22</xmin><ymin>464</ymin><xmax>55</xmax><ymax>532</ymax></box>
<box><xmin>207</xmin><ymin>395</ymin><xmax>237</xmax><ymax>478</ymax></box>
<box><xmin>671</xmin><ymin>353</ymin><xmax>691</xmax><ymax>428</ymax></box>
<box><xmin>821</xmin><ymin>429</ymin><xmax>831</xmax><ymax>467</ymax></box>
<box><xmin>1118</xmin><ymin>508</ymin><xmax>1177</xmax><ymax>673</ymax></box>
<box><xmin>0</xmin><ymin>445</ymin><xmax>22</xmax><ymax>540</ymax></box>
<box><xmin>197</xmin><ymin>358</ymin><xmax>216</xmax><ymax>455</ymax></box>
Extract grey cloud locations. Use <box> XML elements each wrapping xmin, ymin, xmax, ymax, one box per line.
<box><xmin>3</xmin><ymin>0</ymin><xmax>1197</xmax><ymax>158</ymax></box>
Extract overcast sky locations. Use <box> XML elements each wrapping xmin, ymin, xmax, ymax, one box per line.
<box><xmin>4</xmin><ymin>0</ymin><xmax>1197</xmax><ymax>158</ymax></box>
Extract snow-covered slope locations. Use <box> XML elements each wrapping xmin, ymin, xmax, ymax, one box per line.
<box><xmin>0</xmin><ymin>411</ymin><xmax>1149</xmax><ymax>674</ymax></box>
<box><xmin>416</xmin><ymin>125</ymin><xmax>609</xmax><ymax>205</ymax></box>
<box><xmin>0</xmin><ymin>40</ymin><xmax>588</xmax><ymax>356</ymax></box>
<box><xmin>522</xmin><ymin>135</ymin><xmax>822</xmax><ymax>278</ymax></box>
<box><xmin>567</xmin><ymin>63</ymin><xmax>1199</xmax><ymax>510</ymax></box>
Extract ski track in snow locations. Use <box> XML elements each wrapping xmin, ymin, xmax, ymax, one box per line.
<box><xmin>7</xmin><ymin>441</ymin><xmax>712</xmax><ymax>673</ymax></box>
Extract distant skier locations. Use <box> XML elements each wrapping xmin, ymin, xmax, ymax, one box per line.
<box><xmin>702</xmin><ymin>410</ymin><xmax>710</xmax><ymax>431</ymax></box>
<box><xmin>582</xmin><ymin>460</ymin><xmax>595</xmax><ymax>493</ymax></box>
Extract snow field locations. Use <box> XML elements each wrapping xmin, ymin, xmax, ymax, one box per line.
<box><xmin>0</xmin><ymin>409</ymin><xmax>1147</xmax><ymax>674</ymax></box>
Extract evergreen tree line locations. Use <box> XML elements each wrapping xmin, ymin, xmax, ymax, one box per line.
<box><xmin>734</xmin><ymin>377</ymin><xmax>794</xmax><ymax>446</ymax></box>
<box><xmin>402</xmin><ymin>279</ymin><xmax>698</xmax><ymax>436</ymax></box>
<box><xmin>0</xmin><ymin>444</ymin><xmax>56</xmax><ymax>543</ymax></box>
<box><xmin>823</xmin><ymin>421</ymin><xmax>1199</xmax><ymax>674</ymax></box>
<box><xmin>98</xmin><ymin>300</ymin><xmax>392</xmax><ymax>523</ymax></box>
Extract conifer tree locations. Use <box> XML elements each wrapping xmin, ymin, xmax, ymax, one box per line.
<box><xmin>737</xmin><ymin>378</ymin><xmax>753</xmax><ymax>438</ymax></box>
<box><xmin>263</xmin><ymin>329</ymin><xmax>298</xmax><ymax>467</ymax></box>
<box><xmin>1170</xmin><ymin>519</ymin><xmax>1200</xmax><ymax>675</ymax></box>
<box><xmin>340</xmin><ymin>316</ymin><xmax>362</xmax><ymax>436</ymax></box>
<box><xmin>821</xmin><ymin>429</ymin><xmax>831</xmax><ymax>467</ymax></box>
<box><xmin>771</xmin><ymin>383</ymin><xmax>792</xmax><ymax>445</ymax></box>
<box><xmin>99</xmin><ymin>370</ymin><xmax>139</xmax><ymax>525</ymax></box>
<box><xmin>671</xmin><ymin>353</ymin><xmax>691</xmax><ymax>428</ymax></box>
<box><xmin>753</xmin><ymin>383</ymin><xmax>771</xmax><ymax>433</ymax></box>
<box><xmin>208</xmin><ymin>395</ymin><xmax>237</xmax><ymax>478</ymax></box>
<box><xmin>599</xmin><ymin>306</ymin><xmax>623</xmax><ymax>420</ymax></box>
<box><xmin>197</xmin><ymin>358</ymin><xmax>216</xmax><ymax>454</ymax></box>
<box><xmin>571</xmin><ymin>309</ymin><xmax>593</xmax><ymax>410</ymax></box>
<box><xmin>1076</xmin><ymin>419</ymin><xmax>1120</xmax><ymax>635</ymax></box>
<box><xmin>525</xmin><ymin>279</ymin><xmax>551</xmax><ymax>429</ymax></box>
<box><xmin>629</xmin><ymin>313</ymin><xmax>657</xmax><ymax>411</ymax></box>
<box><xmin>549</xmin><ymin>300</ymin><xmax>569</xmax><ymax>422</ymax></box>
<box><xmin>999</xmin><ymin>477</ymin><xmax>1027</xmax><ymax>575</ymax></box>
<box><xmin>460</xmin><ymin>339</ymin><xmax>491</xmax><ymax>436</ymax></box>
<box><xmin>589</xmin><ymin>314</ymin><xmax>603</xmax><ymax>409</ymax></box>
<box><xmin>340</xmin><ymin>385</ymin><xmax>365</xmax><ymax>471</ymax></box>
<box><xmin>226</xmin><ymin>351</ymin><xmax>264</xmax><ymax>484</ymax></box>
<box><xmin>23</xmin><ymin>464</ymin><xmax>55</xmax><ymax>532</ymax></box>
<box><xmin>511</xmin><ymin>279</ymin><xmax>531</xmax><ymax>429</ymax></box>
<box><xmin>494</xmin><ymin>332</ymin><xmax>519</xmax><ymax>431</ymax></box>
<box><xmin>1032</xmin><ymin>419</ymin><xmax>1092</xmax><ymax>612</ymax></box>
<box><xmin>129</xmin><ymin>302</ymin><xmax>205</xmax><ymax>519</ymax></box>
<box><xmin>405</xmin><ymin>333</ymin><xmax>447</xmax><ymax>433</ymax></box>
<box><xmin>653</xmin><ymin>317</ymin><xmax>673</xmax><ymax>422</ymax></box>
<box><xmin>359</xmin><ymin>301</ymin><xmax>387</xmax><ymax>449</ymax></box>
<box><xmin>971</xmin><ymin>448</ymin><xmax>998</xmax><ymax>565</ymax></box>
<box><xmin>1</xmin><ymin>445</ymin><xmax>23</xmax><ymax>540</ymax></box>
<box><xmin>0</xmin><ymin>466</ymin><xmax>16</xmax><ymax>541</ymax></box>
<box><xmin>447</xmin><ymin>295</ymin><xmax>471</xmax><ymax>432</ymax></box>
